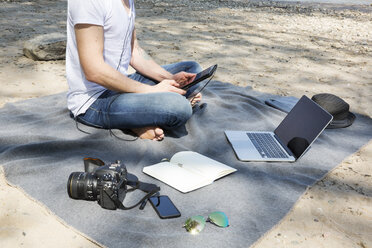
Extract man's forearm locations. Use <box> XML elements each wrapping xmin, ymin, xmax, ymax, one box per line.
<box><xmin>86</xmin><ymin>60</ymin><xmax>152</xmax><ymax>93</ymax></box>
<box><xmin>130</xmin><ymin>40</ymin><xmax>173</xmax><ymax>82</ymax></box>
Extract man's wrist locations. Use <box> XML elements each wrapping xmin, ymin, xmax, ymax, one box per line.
<box><xmin>158</xmin><ymin>71</ymin><xmax>173</xmax><ymax>81</ymax></box>
<box><xmin>135</xmin><ymin>83</ymin><xmax>153</xmax><ymax>93</ymax></box>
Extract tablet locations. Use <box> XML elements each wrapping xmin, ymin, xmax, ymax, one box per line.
<box><xmin>182</xmin><ymin>64</ymin><xmax>217</xmax><ymax>90</ymax></box>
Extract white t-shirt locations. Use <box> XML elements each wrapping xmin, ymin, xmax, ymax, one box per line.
<box><xmin>66</xmin><ymin>0</ymin><xmax>135</xmax><ymax>117</ymax></box>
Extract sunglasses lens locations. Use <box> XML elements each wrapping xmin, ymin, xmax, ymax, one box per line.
<box><xmin>184</xmin><ymin>216</ymin><xmax>206</xmax><ymax>234</ymax></box>
<box><xmin>208</xmin><ymin>211</ymin><xmax>229</xmax><ymax>227</ymax></box>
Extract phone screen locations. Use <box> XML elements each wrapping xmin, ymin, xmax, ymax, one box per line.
<box><xmin>149</xmin><ymin>195</ymin><xmax>181</xmax><ymax>219</ymax></box>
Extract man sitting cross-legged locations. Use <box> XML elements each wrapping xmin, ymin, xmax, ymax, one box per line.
<box><xmin>66</xmin><ymin>0</ymin><xmax>202</xmax><ymax>141</ymax></box>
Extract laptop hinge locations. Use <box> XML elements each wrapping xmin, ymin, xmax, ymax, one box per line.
<box><xmin>274</xmin><ymin>134</ymin><xmax>296</xmax><ymax>159</ymax></box>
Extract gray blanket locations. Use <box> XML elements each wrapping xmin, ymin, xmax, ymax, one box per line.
<box><xmin>1</xmin><ymin>81</ymin><xmax>371</xmax><ymax>248</ymax></box>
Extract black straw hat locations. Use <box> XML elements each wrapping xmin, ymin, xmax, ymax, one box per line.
<box><xmin>311</xmin><ymin>93</ymin><xmax>356</xmax><ymax>129</ymax></box>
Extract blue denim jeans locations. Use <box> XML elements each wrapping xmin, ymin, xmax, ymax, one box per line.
<box><xmin>76</xmin><ymin>61</ymin><xmax>202</xmax><ymax>130</ymax></box>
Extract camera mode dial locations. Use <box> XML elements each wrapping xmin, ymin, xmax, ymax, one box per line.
<box><xmin>102</xmin><ymin>173</ymin><xmax>113</xmax><ymax>181</ymax></box>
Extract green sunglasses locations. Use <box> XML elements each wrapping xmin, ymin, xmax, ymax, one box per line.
<box><xmin>183</xmin><ymin>211</ymin><xmax>229</xmax><ymax>234</ymax></box>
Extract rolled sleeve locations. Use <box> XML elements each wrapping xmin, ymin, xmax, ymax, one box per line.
<box><xmin>68</xmin><ymin>0</ymin><xmax>107</xmax><ymax>26</ymax></box>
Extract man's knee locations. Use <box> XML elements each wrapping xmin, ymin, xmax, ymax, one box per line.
<box><xmin>184</xmin><ymin>61</ymin><xmax>202</xmax><ymax>74</ymax></box>
<box><xmin>162</xmin><ymin>93</ymin><xmax>192</xmax><ymax>128</ymax></box>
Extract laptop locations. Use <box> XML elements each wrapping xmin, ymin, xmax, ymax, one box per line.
<box><xmin>225</xmin><ymin>95</ymin><xmax>333</xmax><ymax>162</ymax></box>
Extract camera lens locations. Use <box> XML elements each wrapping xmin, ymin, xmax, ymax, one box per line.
<box><xmin>67</xmin><ymin>172</ymin><xmax>98</xmax><ymax>200</ymax></box>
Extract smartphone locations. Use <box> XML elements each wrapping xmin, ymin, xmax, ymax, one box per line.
<box><xmin>182</xmin><ymin>64</ymin><xmax>218</xmax><ymax>90</ymax></box>
<box><xmin>149</xmin><ymin>195</ymin><xmax>181</xmax><ymax>219</ymax></box>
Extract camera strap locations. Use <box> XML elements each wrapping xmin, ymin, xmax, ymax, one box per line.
<box><xmin>108</xmin><ymin>175</ymin><xmax>160</xmax><ymax>210</ymax></box>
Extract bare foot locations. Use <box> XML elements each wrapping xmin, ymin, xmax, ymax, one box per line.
<box><xmin>132</xmin><ymin>126</ymin><xmax>164</xmax><ymax>141</ymax></box>
<box><xmin>188</xmin><ymin>92</ymin><xmax>202</xmax><ymax>107</ymax></box>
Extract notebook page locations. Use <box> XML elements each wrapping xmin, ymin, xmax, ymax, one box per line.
<box><xmin>170</xmin><ymin>151</ymin><xmax>236</xmax><ymax>181</ymax></box>
<box><xmin>142</xmin><ymin>161</ymin><xmax>211</xmax><ymax>193</ymax></box>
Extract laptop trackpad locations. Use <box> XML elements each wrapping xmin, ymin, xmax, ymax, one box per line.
<box><xmin>225</xmin><ymin>131</ymin><xmax>263</xmax><ymax>160</ymax></box>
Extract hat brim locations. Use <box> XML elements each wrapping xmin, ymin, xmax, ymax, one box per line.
<box><xmin>326</xmin><ymin>112</ymin><xmax>356</xmax><ymax>129</ymax></box>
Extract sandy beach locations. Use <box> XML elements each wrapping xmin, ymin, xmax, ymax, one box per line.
<box><xmin>0</xmin><ymin>0</ymin><xmax>371</xmax><ymax>247</ymax></box>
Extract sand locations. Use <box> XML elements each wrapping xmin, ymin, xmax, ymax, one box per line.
<box><xmin>0</xmin><ymin>0</ymin><xmax>371</xmax><ymax>247</ymax></box>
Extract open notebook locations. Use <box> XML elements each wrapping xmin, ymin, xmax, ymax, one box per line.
<box><xmin>142</xmin><ymin>151</ymin><xmax>236</xmax><ymax>193</ymax></box>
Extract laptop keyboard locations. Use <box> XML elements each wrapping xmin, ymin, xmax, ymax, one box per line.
<box><xmin>247</xmin><ymin>133</ymin><xmax>289</xmax><ymax>159</ymax></box>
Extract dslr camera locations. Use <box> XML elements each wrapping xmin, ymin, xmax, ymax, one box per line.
<box><xmin>67</xmin><ymin>158</ymin><xmax>128</xmax><ymax>210</ymax></box>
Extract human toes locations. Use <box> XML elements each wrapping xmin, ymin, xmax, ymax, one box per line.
<box><xmin>153</xmin><ymin>127</ymin><xmax>164</xmax><ymax>141</ymax></box>
<box><xmin>194</xmin><ymin>93</ymin><xmax>202</xmax><ymax>101</ymax></box>
<box><xmin>188</xmin><ymin>92</ymin><xmax>202</xmax><ymax>100</ymax></box>
<box><xmin>190</xmin><ymin>93</ymin><xmax>202</xmax><ymax>107</ymax></box>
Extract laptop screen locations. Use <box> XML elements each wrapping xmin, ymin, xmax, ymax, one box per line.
<box><xmin>274</xmin><ymin>95</ymin><xmax>333</xmax><ymax>158</ymax></box>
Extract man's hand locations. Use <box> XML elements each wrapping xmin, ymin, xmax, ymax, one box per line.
<box><xmin>148</xmin><ymin>79</ymin><xmax>186</xmax><ymax>95</ymax></box>
<box><xmin>172</xmin><ymin>72</ymin><xmax>196</xmax><ymax>88</ymax></box>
